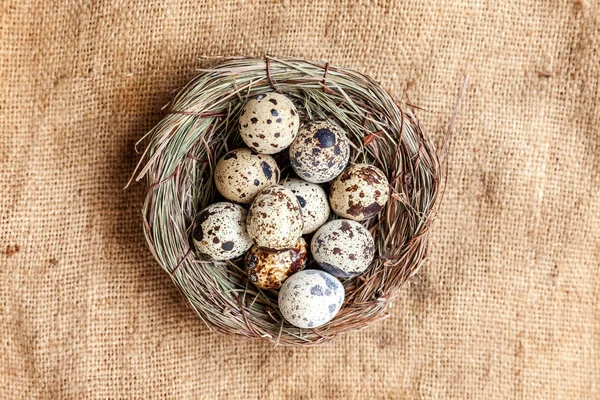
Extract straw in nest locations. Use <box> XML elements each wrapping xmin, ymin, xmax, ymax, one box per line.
<box><xmin>130</xmin><ymin>56</ymin><xmax>441</xmax><ymax>346</ymax></box>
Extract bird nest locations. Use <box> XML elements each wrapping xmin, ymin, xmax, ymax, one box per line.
<box><xmin>132</xmin><ymin>57</ymin><xmax>441</xmax><ymax>346</ymax></box>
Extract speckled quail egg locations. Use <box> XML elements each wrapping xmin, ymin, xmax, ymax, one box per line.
<box><xmin>329</xmin><ymin>163</ymin><xmax>389</xmax><ymax>221</ymax></box>
<box><xmin>246</xmin><ymin>185</ymin><xmax>303</xmax><ymax>250</ymax></box>
<box><xmin>289</xmin><ymin>121</ymin><xmax>350</xmax><ymax>183</ymax></box>
<box><xmin>192</xmin><ymin>202</ymin><xmax>253</xmax><ymax>260</ymax></box>
<box><xmin>239</xmin><ymin>93</ymin><xmax>300</xmax><ymax>154</ymax></box>
<box><xmin>278</xmin><ymin>270</ymin><xmax>345</xmax><ymax>329</ymax></box>
<box><xmin>282</xmin><ymin>178</ymin><xmax>330</xmax><ymax>234</ymax></box>
<box><xmin>245</xmin><ymin>238</ymin><xmax>307</xmax><ymax>290</ymax></box>
<box><xmin>214</xmin><ymin>148</ymin><xmax>280</xmax><ymax>204</ymax></box>
<box><xmin>311</xmin><ymin>219</ymin><xmax>375</xmax><ymax>278</ymax></box>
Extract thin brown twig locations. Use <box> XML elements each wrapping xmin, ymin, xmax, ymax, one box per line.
<box><xmin>171</xmin><ymin>248</ymin><xmax>193</xmax><ymax>276</ymax></box>
<box><xmin>168</xmin><ymin>111</ymin><xmax>226</xmax><ymax>118</ymax></box>
<box><xmin>146</xmin><ymin>165</ymin><xmax>180</xmax><ymax>193</ymax></box>
<box><xmin>237</xmin><ymin>294</ymin><xmax>261</xmax><ymax>337</ymax></box>
<box><xmin>187</xmin><ymin>154</ymin><xmax>207</xmax><ymax>162</ymax></box>
<box><xmin>265</xmin><ymin>57</ymin><xmax>281</xmax><ymax>93</ymax></box>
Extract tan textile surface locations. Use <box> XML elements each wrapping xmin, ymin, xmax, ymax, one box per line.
<box><xmin>1</xmin><ymin>0</ymin><xmax>599</xmax><ymax>398</ymax></box>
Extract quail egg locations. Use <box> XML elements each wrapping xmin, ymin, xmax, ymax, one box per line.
<box><xmin>246</xmin><ymin>185</ymin><xmax>303</xmax><ymax>250</ymax></box>
<box><xmin>311</xmin><ymin>219</ymin><xmax>375</xmax><ymax>278</ymax></box>
<box><xmin>214</xmin><ymin>148</ymin><xmax>280</xmax><ymax>204</ymax></box>
<box><xmin>245</xmin><ymin>238</ymin><xmax>307</xmax><ymax>290</ymax></box>
<box><xmin>282</xmin><ymin>178</ymin><xmax>330</xmax><ymax>234</ymax></box>
<box><xmin>239</xmin><ymin>93</ymin><xmax>300</xmax><ymax>154</ymax></box>
<box><xmin>278</xmin><ymin>270</ymin><xmax>345</xmax><ymax>329</ymax></box>
<box><xmin>289</xmin><ymin>121</ymin><xmax>350</xmax><ymax>183</ymax></box>
<box><xmin>329</xmin><ymin>163</ymin><xmax>389</xmax><ymax>220</ymax></box>
<box><xmin>192</xmin><ymin>202</ymin><xmax>253</xmax><ymax>260</ymax></box>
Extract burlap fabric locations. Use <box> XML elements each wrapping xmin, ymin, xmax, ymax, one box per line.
<box><xmin>1</xmin><ymin>0</ymin><xmax>599</xmax><ymax>398</ymax></box>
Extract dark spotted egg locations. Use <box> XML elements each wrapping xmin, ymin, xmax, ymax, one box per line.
<box><xmin>239</xmin><ymin>93</ymin><xmax>299</xmax><ymax>154</ymax></box>
<box><xmin>278</xmin><ymin>270</ymin><xmax>345</xmax><ymax>329</ymax></box>
<box><xmin>282</xmin><ymin>178</ymin><xmax>330</xmax><ymax>234</ymax></box>
<box><xmin>214</xmin><ymin>148</ymin><xmax>280</xmax><ymax>204</ymax></box>
<box><xmin>311</xmin><ymin>219</ymin><xmax>375</xmax><ymax>278</ymax></box>
<box><xmin>329</xmin><ymin>163</ymin><xmax>389</xmax><ymax>221</ymax></box>
<box><xmin>289</xmin><ymin>121</ymin><xmax>350</xmax><ymax>183</ymax></box>
<box><xmin>245</xmin><ymin>238</ymin><xmax>307</xmax><ymax>290</ymax></box>
<box><xmin>192</xmin><ymin>202</ymin><xmax>253</xmax><ymax>261</ymax></box>
<box><xmin>246</xmin><ymin>185</ymin><xmax>303</xmax><ymax>250</ymax></box>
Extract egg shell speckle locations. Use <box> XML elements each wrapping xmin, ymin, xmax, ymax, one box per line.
<box><xmin>311</xmin><ymin>219</ymin><xmax>375</xmax><ymax>278</ymax></box>
<box><xmin>214</xmin><ymin>148</ymin><xmax>280</xmax><ymax>204</ymax></box>
<box><xmin>278</xmin><ymin>270</ymin><xmax>345</xmax><ymax>329</ymax></box>
<box><xmin>239</xmin><ymin>93</ymin><xmax>299</xmax><ymax>154</ymax></box>
<box><xmin>289</xmin><ymin>121</ymin><xmax>350</xmax><ymax>183</ymax></box>
<box><xmin>329</xmin><ymin>163</ymin><xmax>390</xmax><ymax>221</ymax></box>
<box><xmin>245</xmin><ymin>238</ymin><xmax>307</xmax><ymax>289</ymax></box>
<box><xmin>246</xmin><ymin>185</ymin><xmax>304</xmax><ymax>250</ymax></box>
<box><xmin>282</xmin><ymin>178</ymin><xmax>330</xmax><ymax>234</ymax></box>
<box><xmin>192</xmin><ymin>202</ymin><xmax>253</xmax><ymax>260</ymax></box>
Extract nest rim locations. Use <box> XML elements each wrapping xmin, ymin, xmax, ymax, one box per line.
<box><xmin>133</xmin><ymin>56</ymin><xmax>441</xmax><ymax>346</ymax></box>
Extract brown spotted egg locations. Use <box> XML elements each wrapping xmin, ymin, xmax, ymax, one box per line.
<box><xmin>282</xmin><ymin>178</ymin><xmax>330</xmax><ymax>234</ymax></box>
<box><xmin>289</xmin><ymin>121</ymin><xmax>350</xmax><ymax>183</ymax></box>
<box><xmin>278</xmin><ymin>270</ymin><xmax>345</xmax><ymax>328</ymax></box>
<box><xmin>214</xmin><ymin>148</ymin><xmax>280</xmax><ymax>204</ymax></box>
<box><xmin>239</xmin><ymin>93</ymin><xmax>299</xmax><ymax>154</ymax></box>
<box><xmin>245</xmin><ymin>238</ymin><xmax>307</xmax><ymax>290</ymax></box>
<box><xmin>311</xmin><ymin>219</ymin><xmax>375</xmax><ymax>278</ymax></box>
<box><xmin>329</xmin><ymin>163</ymin><xmax>389</xmax><ymax>221</ymax></box>
<box><xmin>192</xmin><ymin>202</ymin><xmax>253</xmax><ymax>260</ymax></box>
<box><xmin>246</xmin><ymin>185</ymin><xmax>303</xmax><ymax>250</ymax></box>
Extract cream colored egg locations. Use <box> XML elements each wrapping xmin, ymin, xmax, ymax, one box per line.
<box><xmin>278</xmin><ymin>270</ymin><xmax>345</xmax><ymax>329</ymax></box>
<box><xmin>282</xmin><ymin>178</ymin><xmax>330</xmax><ymax>234</ymax></box>
<box><xmin>289</xmin><ymin>121</ymin><xmax>350</xmax><ymax>183</ymax></box>
<box><xmin>239</xmin><ymin>93</ymin><xmax>299</xmax><ymax>154</ymax></box>
<box><xmin>246</xmin><ymin>185</ymin><xmax>303</xmax><ymax>250</ymax></box>
<box><xmin>192</xmin><ymin>202</ymin><xmax>253</xmax><ymax>260</ymax></box>
<box><xmin>245</xmin><ymin>238</ymin><xmax>307</xmax><ymax>290</ymax></box>
<box><xmin>311</xmin><ymin>219</ymin><xmax>375</xmax><ymax>278</ymax></box>
<box><xmin>329</xmin><ymin>164</ymin><xmax>389</xmax><ymax>221</ymax></box>
<box><xmin>214</xmin><ymin>148</ymin><xmax>280</xmax><ymax>204</ymax></box>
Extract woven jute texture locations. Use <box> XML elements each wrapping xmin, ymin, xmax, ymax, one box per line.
<box><xmin>1</xmin><ymin>0</ymin><xmax>599</xmax><ymax>398</ymax></box>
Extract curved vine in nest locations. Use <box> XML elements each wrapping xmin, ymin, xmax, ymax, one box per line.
<box><xmin>132</xmin><ymin>57</ymin><xmax>440</xmax><ymax>346</ymax></box>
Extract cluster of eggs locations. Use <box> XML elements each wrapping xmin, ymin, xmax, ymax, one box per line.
<box><xmin>192</xmin><ymin>93</ymin><xmax>389</xmax><ymax>329</ymax></box>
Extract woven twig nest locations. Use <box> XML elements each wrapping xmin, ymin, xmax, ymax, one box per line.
<box><xmin>133</xmin><ymin>57</ymin><xmax>440</xmax><ymax>346</ymax></box>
